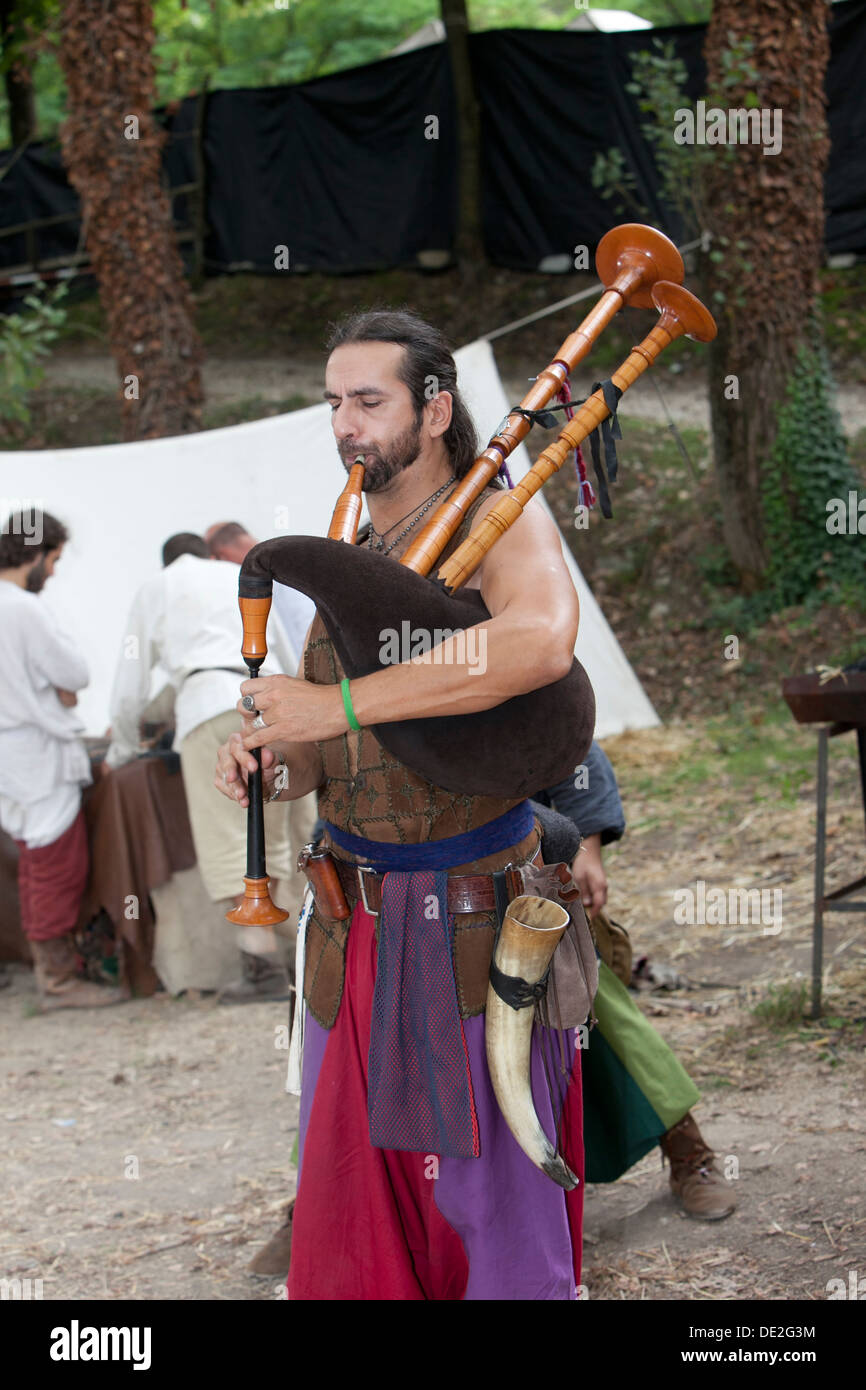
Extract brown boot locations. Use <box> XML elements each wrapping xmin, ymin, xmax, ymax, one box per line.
<box><xmin>31</xmin><ymin>935</ymin><xmax>129</xmax><ymax>1013</ymax></box>
<box><xmin>218</xmin><ymin>951</ymin><xmax>292</xmax><ymax>1005</ymax></box>
<box><xmin>248</xmin><ymin>1199</ymin><xmax>295</xmax><ymax>1276</ymax></box>
<box><xmin>660</xmin><ymin>1113</ymin><xmax>737</xmax><ymax>1221</ymax></box>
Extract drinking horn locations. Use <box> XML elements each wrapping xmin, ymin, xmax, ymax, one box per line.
<box><xmin>485</xmin><ymin>894</ymin><xmax>579</xmax><ymax>1189</ymax></box>
<box><xmin>238</xmin><ymin>537</ymin><xmax>596</xmax><ymax>798</ymax></box>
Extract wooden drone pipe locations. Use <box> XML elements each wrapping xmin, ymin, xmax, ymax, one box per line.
<box><xmin>400</xmin><ymin>223</ymin><xmax>684</xmax><ymax>576</ymax></box>
<box><xmin>437</xmin><ymin>282</ymin><xmax>717</xmax><ymax>593</ymax></box>
<box><xmin>226</xmin><ymin>588</ymin><xmax>289</xmax><ymax>929</ymax></box>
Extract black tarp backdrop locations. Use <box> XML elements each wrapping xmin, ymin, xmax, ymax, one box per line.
<box><xmin>202</xmin><ymin>44</ymin><xmax>457</xmax><ymax>272</ymax></box>
<box><xmin>1</xmin><ymin>0</ymin><xmax>865</xmax><ymax>288</ymax></box>
<box><xmin>474</xmin><ymin>23</ymin><xmax>707</xmax><ymax>268</ymax></box>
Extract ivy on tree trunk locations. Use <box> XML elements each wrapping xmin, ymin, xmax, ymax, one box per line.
<box><xmin>58</xmin><ymin>0</ymin><xmax>204</xmax><ymax>440</ymax></box>
<box><xmin>703</xmin><ymin>0</ymin><xmax>831</xmax><ymax>591</ymax></box>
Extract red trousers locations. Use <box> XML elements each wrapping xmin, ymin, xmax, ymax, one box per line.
<box><xmin>15</xmin><ymin>809</ymin><xmax>89</xmax><ymax>942</ymax></box>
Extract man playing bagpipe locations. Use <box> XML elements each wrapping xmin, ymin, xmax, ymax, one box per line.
<box><xmin>214</xmin><ymin>234</ymin><xmax>716</xmax><ymax>1299</ymax></box>
<box><xmin>215</xmin><ymin>311</ymin><xmax>594</xmax><ymax>1300</ymax></box>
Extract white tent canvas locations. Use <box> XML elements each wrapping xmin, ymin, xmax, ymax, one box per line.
<box><xmin>0</xmin><ymin>339</ymin><xmax>658</xmax><ymax>741</ymax></box>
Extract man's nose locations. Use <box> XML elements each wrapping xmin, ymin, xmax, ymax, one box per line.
<box><xmin>331</xmin><ymin>401</ymin><xmax>361</xmax><ymax>440</ymax></box>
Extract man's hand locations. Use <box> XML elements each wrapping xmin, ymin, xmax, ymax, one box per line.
<box><xmin>56</xmin><ymin>688</ymin><xmax>77</xmax><ymax>708</ymax></box>
<box><xmin>238</xmin><ymin>675</ymin><xmax>345</xmax><ymax>750</ymax></box>
<box><xmin>215</xmin><ymin>703</ymin><xmax>284</xmax><ymax>807</ymax></box>
<box><xmin>570</xmin><ymin>832</ymin><xmax>607</xmax><ymax>918</ymax></box>
<box><xmin>215</xmin><ymin>704</ymin><xmax>324</xmax><ymax>805</ymax></box>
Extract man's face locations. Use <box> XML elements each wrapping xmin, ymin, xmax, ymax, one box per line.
<box><xmin>25</xmin><ymin>547</ymin><xmax>61</xmax><ymax>593</ymax></box>
<box><xmin>324</xmin><ymin>342</ymin><xmax>423</xmax><ymax>494</ymax></box>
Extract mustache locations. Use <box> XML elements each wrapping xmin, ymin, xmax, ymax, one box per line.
<box><xmin>340</xmin><ymin>445</ymin><xmax>380</xmax><ymax>461</ymax></box>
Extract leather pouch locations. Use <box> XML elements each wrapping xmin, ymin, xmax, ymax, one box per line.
<box><xmin>518</xmin><ymin>860</ymin><xmax>599</xmax><ymax>1028</ymax></box>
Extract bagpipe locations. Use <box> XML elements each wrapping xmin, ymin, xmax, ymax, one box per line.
<box><xmin>228</xmin><ymin>223</ymin><xmax>715</xmax><ymax>927</ymax></box>
<box><xmin>226</xmin><ymin>224</ymin><xmax>715</xmax><ymax>1188</ymax></box>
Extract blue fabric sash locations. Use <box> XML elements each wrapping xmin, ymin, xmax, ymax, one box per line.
<box><xmin>367</xmin><ymin>868</ymin><xmax>479</xmax><ymax>1157</ymax></box>
<box><xmin>323</xmin><ymin>799</ymin><xmax>535</xmax><ymax>872</ymax></box>
<box><xmin>324</xmin><ymin>801</ymin><xmax>535</xmax><ymax>1157</ymax></box>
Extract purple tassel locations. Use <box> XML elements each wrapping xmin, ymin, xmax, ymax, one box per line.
<box><xmin>498</xmin><ymin>458</ymin><xmax>515</xmax><ymax>489</ymax></box>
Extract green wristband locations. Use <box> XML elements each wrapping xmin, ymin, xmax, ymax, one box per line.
<box><xmin>341</xmin><ymin>677</ymin><xmax>361</xmax><ymax>732</ymax></box>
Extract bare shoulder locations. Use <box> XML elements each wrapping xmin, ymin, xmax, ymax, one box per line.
<box><xmin>472</xmin><ymin>487</ymin><xmax>561</xmax><ymax>535</ymax></box>
<box><xmin>468</xmin><ymin>490</ymin><xmax>567</xmax><ymax>584</ymax></box>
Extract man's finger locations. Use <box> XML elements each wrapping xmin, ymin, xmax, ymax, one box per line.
<box><xmin>239</xmin><ymin>677</ymin><xmax>268</xmax><ymax>700</ymax></box>
<box><xmin>241</xmin><ymin>726</ymin><xmax>274</xmax><ymax>752</ymax></box>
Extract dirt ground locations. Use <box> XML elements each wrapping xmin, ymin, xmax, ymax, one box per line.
<box><xmin>2</xmin><ymin>723</ymin><xmax>864</xmax><ymax>1303</ymax></box>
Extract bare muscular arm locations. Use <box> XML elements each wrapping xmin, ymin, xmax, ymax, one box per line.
<box><xmin>239</xmin><ymin>497</ymin><xmax>579</xmax><ymax>751</ymax></box>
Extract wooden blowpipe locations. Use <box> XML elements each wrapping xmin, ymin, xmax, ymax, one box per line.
<box><xmin>328</xmin><ymin>457</ymin><xmax>366</xmax><ymax>542</ymax></box>
<box><xmin>225</xmin><ymin>587</ymin><xmax>289</xmax><ymax>928</ymax></box>
<box><xmin>437</xmin><ymin>282</ymin><xmax>717</xmax><ymax>593</ymax></box>
<box><xmin>399</xmin><ymin>223</ymin><xmax>684</xmax><ymax>576</ymax></box>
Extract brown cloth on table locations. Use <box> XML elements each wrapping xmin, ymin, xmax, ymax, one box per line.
<box><xmin>0</xmin><ymin>757</ymin><xmax>196</xmax><ymax>995</ymax></box>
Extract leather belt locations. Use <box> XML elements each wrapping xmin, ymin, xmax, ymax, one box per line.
<box><xmin>333</xmin><ymin>850</ymin><xmax>540</xmax><ymax>917</ymax></box>
<box><xmin>185</xmin><ymin>666</ymin><xmax>248</xmax><ymax>682</ymax></box>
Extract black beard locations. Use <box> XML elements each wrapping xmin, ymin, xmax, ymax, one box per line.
<box><xmin>339</xmin><ymin>417</ymin><xmax>423</xmax><ymax>494</ymax></box>
<box><xmin>25</xmin><ymin>557</ymin><xmax>48</xmax><ymax>593</ymax></box>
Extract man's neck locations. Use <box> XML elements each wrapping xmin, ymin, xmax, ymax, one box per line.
<box><xmin>0</xmin><ymin>567</ymin><xmax>28</xmax><ymax>589</ymax></box>
<box><xmin>366</xmin><ymin>451</ymin><xmax>455</xmax><ymax>537</ymax></box>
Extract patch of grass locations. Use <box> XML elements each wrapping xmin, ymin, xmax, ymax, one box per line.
<box><xmin>0</xmin><ymin>386</ymin><xmax>121</xmax><ymax>450</ymax></box>
<box><xmin>623</xmin><ymin>705</ymin><xmax>816</xmax><ymax>815</ymax></box>
<box><xmin>751</xmin><ymin>980</ymin><xmax>809</xmax><ymax>1029</ymax></box>
<box><xmin>1</xmin><ymin>386</ymin><xmax>315</xmax><ymax>450</ymax></box>
<box><xmin>819</xmin><ymin>262</ymin><xmax>866</xmax><ymax>371</ymax></box>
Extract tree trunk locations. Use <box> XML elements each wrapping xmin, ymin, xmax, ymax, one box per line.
<box><xmin>703</xmin><ymin>0</ymin><xmax>831</xmax><ymax>589</ymax></box>
<box><xmin>440</xmin><ymin>0</ymin><xmax>485</xmax><ymax>274</ymax></box>
<box><xmin>1</xmin><ymin>0</ymin><xmax>37</xmax><ymax>145</ymax></box>
<box><xmin>58</xmin><ymin>0</ymin><xmax>204</xmax><ymax>440</ymax></box>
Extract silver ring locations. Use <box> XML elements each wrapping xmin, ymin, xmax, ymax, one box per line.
<box><xmin>253</xmin><ymin>714</ymin><xmax>266</xmax><ymax>730</ymax></box>
<box><xmin>241</xmin><ymin>694</ymin><xmax>256</xmax><ymax>712</ymax></box>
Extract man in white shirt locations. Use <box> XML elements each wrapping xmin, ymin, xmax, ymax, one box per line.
<box><xmin>0</xmin><ymin>509</ymin><xmax>126</xmax><ymax>1011</ymax></box>
<box><xmin>205</xmin><ymin>520</ymin><xmax>318</xmax><ymax>915</ymax></box>
<box><xmin>104</xmin><ymin>532</ymin><xmax>299</xmax><ymax>1002</ymax></box>
<box><xmin>204</xmin><ymin>521</ymin><xmax>316</xmax><ymax>661</ymax></box>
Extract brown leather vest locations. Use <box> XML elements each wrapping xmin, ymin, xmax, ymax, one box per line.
<box><xmin>301</xmin><ymin>487</ymin><xmax>539</xmax><ymax>1027</ymax></box>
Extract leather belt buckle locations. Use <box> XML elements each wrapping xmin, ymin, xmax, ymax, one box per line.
<box><xmin>356</xmin><ymin>864</ymin><xmax>379</xmax><ymax>918</ymax></box>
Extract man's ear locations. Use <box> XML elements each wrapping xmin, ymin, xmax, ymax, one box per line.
<box><xmin>425</xmin><ymin>389</ymin><xmax>453</xmax><ymax>441</ymax></box>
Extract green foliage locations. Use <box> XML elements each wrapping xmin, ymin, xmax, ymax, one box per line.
<box><xmin>0</xmin><ymin>0</ymin><xmax>714</xmax><ymax>148</ymax></box>
<box><xmin>591</xmin><ymin>29</ymin><xmax>760</xmax><ymax>279</ymax></box>
<box><xmin>0</xmin><ymin>280</ymin><xmax>68</xmax><ymax>427</ymax></box>
<box><xmin>634</xmin><ymin>0</ymin><xmax>710</xmax><ymax>21</ymax></box>
<box><xmin>820</xmin><ymin>262</ymin><xmax>866</xmax><ymax>365</ymax></box>
<box><xmin>152</xmin><ymin>0</ymin><xmax>434</xmax><ymax>94</ymax></box>
<box><xmin>759</xmin><ymin>318</ymin><xmax>864</xmax><ymax>609</ymax></box>
<box><xmin>0</xmin><ymin>0</ymin><xmax>66</xmax><ymax>147</ymax></box>
<box><xmin>592</xmin><ymin>37</ymin><xmax>708</xmax><ymax>233</ymax></box>
<box><xmin>590</xmin><ymin>146</ymin><xmax>642</xmax><ymax>221</ymax></box>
